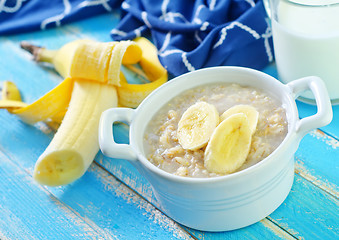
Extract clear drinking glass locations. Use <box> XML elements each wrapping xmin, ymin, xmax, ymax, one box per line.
<box><xmin>264</xmin><ymin>0</ymin><xmax>339</xmax><ymax>104</ymax></box>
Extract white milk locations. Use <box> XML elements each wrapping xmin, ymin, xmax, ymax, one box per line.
<box><xmin>271</xmin><ymin>0</ymin><xmax>339</xmax><ymax>101</ymax></box>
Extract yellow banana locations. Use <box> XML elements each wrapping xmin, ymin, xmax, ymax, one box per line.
<box><xmin>133</xmin><ymin>37</ymin><xmax>167</xmax><ymax>82</ymax></box>
<box><xmin>0</xmin><ymin>79</ymin><xmax>72</xmax><ymax>131</ymax></box>
<box><xmin>33</xmin><ymin>79</ymin><xmax>117</xmax><ymax>186</ymax></box>
<box><xmin>177</xmin><ymin>101</ymin><xmax>219</xmax><ymax>150</ymax></box>
<box><xmin>2</xmin><ymin>39</ymin><xmax>167</xmax><ymax>186</ymax></box>
<box><xmin>0</xmin><ymin>81</ymin><xmax>28</xmax><ymax>109</ymax></box>
<box><xmin>118</xmin><ymin>37</ymin><xmax>168</xmax><ymax>108</ymax></box>
<box><xmin>9</xmin><ymin>39</ymin><xmax>166</xmax><ymax>122</ymax></box>
<box><xmin>69</xmin><ymin>41</ymin><xmax>118</xmax><ymax>83</ymax></box>
<box><xmin>0</xmin><ymin>99</ymin><xmax>28</xmax><ymax>109</ymax></box>
<box><xmin>70</xmin><ymin>40</ymin><xmax>142</xmax><ymax>85</ymax></box>
<box><xmin>12</xmin><ymin>78</ymin><xmax>73</xmax><ymax>124</ymax></box>
<box><xmin>21</xmin><ymin>39</ymin><xmax>94</xmax><ymax>78</ymax></box>
<box><xmin>107</xmin><ymin>41</ymin><xmax>142</xmax><ymax>86</ymax></box>
<box><xmin>220</xmin><ymin>105</ymin><xmax>259</xmax><ymax>135</ymax></box>
<box><xmin>33</xmin><ymin>41</ymin><xmax>134</xmax><ymax>186</ymax></box>
<box><xmin>204</xmin><ymin>113</ymin><xmax>252</xmax><ymax>174</ymax></box>
<box><xmin>1</xmin><ymin>80</ymin><xmax>22</xmax><ymax>101</ymax></box>
<box><xmin>117</xmin><ymin>71</ymin><xmax>167</xmax><ymax>108</ymax></box>
<box><xmin>21</xmin><ymin>37</ymin><xmax>168</xmax><ymax>108</ymax></box>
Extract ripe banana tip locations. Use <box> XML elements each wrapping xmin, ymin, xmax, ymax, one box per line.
<box><xmin>33</xmin><ymin>150</ymin><xmax>85</xmax><ymax>186</ymax></box>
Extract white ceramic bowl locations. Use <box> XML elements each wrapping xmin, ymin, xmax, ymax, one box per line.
<box><xmin>99</xmin><ymin>67</ymin><xmax>332</xmax><ymax>231</ymax></box>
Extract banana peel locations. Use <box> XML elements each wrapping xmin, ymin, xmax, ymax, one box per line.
<box><xmin>0</xmin><ymin>81</ymin><xmax>28</xmax><ymax>109</ymax></box>
<box><xmin>20</xmin><ymin>37</ymin><xmax>167</xmax><ymax>108</ymax></box>
<box><xmin>118</xmin><ymin>37</ymin><xmax>168</xmax><ymax>108</ymax></box>
<box><xmin>1</xmin><ymin>37</ymin><xmax>168</xmax><ymax>186</ymax></box>
<box><xmin>2</xmin><ymin>37</ymin><xmax>167</xmax><ymax>122</ymax></box>
<box><xmin>1</xmin><ymin>80</ymin><xmax>23</xmax><ymax>101</ymax></box>
<box><xmin>12</xmin><ymin>78</ymin><xmax>73</xmax><ymax>124</ymax></box>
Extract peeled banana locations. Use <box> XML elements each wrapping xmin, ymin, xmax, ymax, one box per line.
<box><xmin>220</xmin><ymin>105</ymin><xmax>259</xmax><ymax>135</ymax></box>
<box><xmin>70</xmin><ymin>40</ymin><xmax>142</xmax><ymax>86</ymax></box>
<box><xmin>69</xmin><ymin>41</ymin><xmax>118</xmax><ymax>83</ymax></box>
<box><xmin>33</xmin><ymin>41</ymin><xmax>132</xmax><ymax>186</ymax></box>
<box><xmin>33</xmin><ymin>79</ymin><xmax>117</xmax><ymax>186</ymax></box>
<box><xmin>204</xmin><ymin>113</ymin><xmax>252</xmax><ymax>174</ymax></box>
<box><xmin>1</xmin><ymin>38</ymin><xmax>168</xmax><ymax>186</ymax></box>
<box><xmin>177</xmin><ymin>101</ymin><xmax>219</xmax><ymax>150</ymax></box>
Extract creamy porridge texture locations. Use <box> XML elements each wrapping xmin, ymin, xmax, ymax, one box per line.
<box><xmin>144</xmin><ymin>83</ymin><xmax>288</xmax><ymax>178</ymax></box>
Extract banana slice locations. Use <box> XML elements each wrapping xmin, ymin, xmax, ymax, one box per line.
<box><xmin>220</xmin><ymin>104</ymin><xmax>259</xmax><ymax>135</ymax></box>
<box><xmin>177</xmin><ymin>101</ymin><xmax>219</xmax><ymax>150</ymax></box>
<box><xmin>204</xmin><ymin>113</ymin><xmax>252</xmax><ymax>174</ymax></box>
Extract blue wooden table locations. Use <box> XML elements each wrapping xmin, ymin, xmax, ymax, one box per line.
<box><xmin>0</xmin><ymin>12</ymin><xmax>338</xmax><ymax>240</ymax></box>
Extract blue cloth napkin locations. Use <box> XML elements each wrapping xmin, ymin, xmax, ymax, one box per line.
<box><xmin>0</xmin><ymin>0</ymin><xmax>273</xmax><ymax>77</ymax></box>
<box><xmin>0</xmin><ymin>0</ymin><xmax>122</xmax><ymax>35</ymax></box>
<box><xmin>111</xmin><ymin>0</ymin><xmax>273</xmax><ymax>76</ymax></box>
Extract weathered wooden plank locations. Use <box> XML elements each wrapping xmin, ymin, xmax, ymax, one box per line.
<box><xmin>184</xmin><ymin>162</ymin><xmax>339</xmax><ymax>240</ymax></box>
<box><xmin>0</xmin><ymin>116</ymin><xmax>193</xmax><ymax>240</ymax></box>
<box><xmin>296</xmin><ymin>102</ymin><xmax>339</xmax><ymax>140</ymax></box>
<box><xmin>95</xmin><ymin>123</ymin><xmax>159</xmax><ymax>206</ymax></box>
<box><xmin>0</xmin><ymin>151</ymin><xmax>105</xmax><ymax>240</ymax></box>
<box><xmin>185</xmin><ymin>218</ymin><xmax>295</xmax><ymax>240</ymax></box>
<box><xmin>268</xmin><ymin>174</ymin><xmax>339</xmax><ymax>240</ymax></box>
<box><xmin>49</xmin><ymin>164</ymin><xmax>194</xmax><ymax>240</ymax></box>
<box><xmin>295</xmin><ymin>130</ymin><xmax>339</xmax><ymax>196</ymax></box>
<box><xmin>0</xmin><ymin>38</ymin><xmax>60</xmax><ymax>102</ymax></box>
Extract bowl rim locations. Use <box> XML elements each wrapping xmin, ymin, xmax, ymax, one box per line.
<box><xmin>130</xmin><ymin>66</ymin><xmax>298</xmax><ymax>184</ymax></box>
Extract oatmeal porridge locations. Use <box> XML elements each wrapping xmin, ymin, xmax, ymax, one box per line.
<box><xmin>144</xmin><ymin>83</ymin><xmax>288</xmax><ymax>178</ymax></box>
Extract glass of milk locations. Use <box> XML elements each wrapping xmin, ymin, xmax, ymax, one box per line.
<box><xmin>265</xmin><ymin>0</ymin><xmax>339</xmax><ymax>104</ymax></box>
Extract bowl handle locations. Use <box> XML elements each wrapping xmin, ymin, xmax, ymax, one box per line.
<box><xmin>99</xmin><ymin>108</ymin><xmax>138</xmax><ymax>161</ymax></box>
<box><xmin>287</xmin><ymin>76</ymin><xmax>333</xmax><ymax>138</ymax></box>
